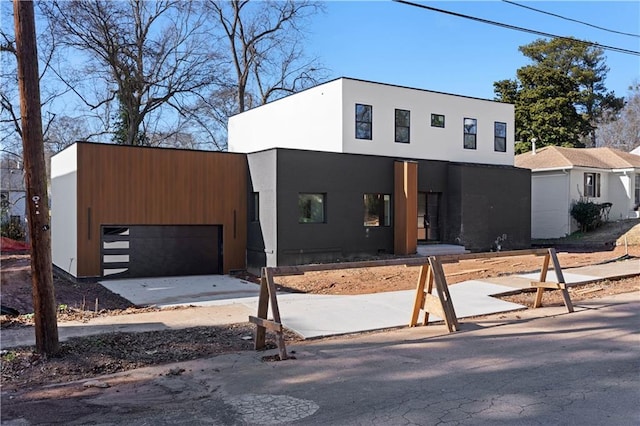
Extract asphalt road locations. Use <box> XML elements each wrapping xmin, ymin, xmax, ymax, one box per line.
<box><xmin>2</xmin><ymin>292</ymin><xmax>639</xmax><ymax>425</ymax></box>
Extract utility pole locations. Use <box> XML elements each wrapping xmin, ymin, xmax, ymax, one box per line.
<box><xmin>13</xmin><ymin>0</ymin><xmax>59</xmax><ymax>355</ymax></box>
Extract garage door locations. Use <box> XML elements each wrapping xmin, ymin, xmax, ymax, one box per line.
<box><xmin>531</xmin><ymin>174</ymin><xmax>569</xmax><ymax>239</ymax></box>
<box><xmin>101</xmin><ymin>225</ymin><xmax>222</xmax><ymax>278</ymax></box>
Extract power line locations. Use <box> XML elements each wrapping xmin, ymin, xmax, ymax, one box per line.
<box><xmin>392</xmin><ymin>0</ymin><xmax>640</xmax><ymax>56</ymax></box>
<box><xmin>502</xmin><ymin>0</ymin><xmax>640</xmax><ymax>38</ymax></box>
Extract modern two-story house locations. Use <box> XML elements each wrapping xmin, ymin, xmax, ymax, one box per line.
<box><xmin>230</xmin><ymin>78</ymin><xmax>530</xmax><ymax>273</ymax></box>
<box><xmin>51</xmin><ymin>77</ymin><xmax>531</xmax><ymax>280</ymax></box>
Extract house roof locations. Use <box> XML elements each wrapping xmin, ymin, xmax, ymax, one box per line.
<box><xmin>515</xmin><ymin>146</ymin><xmax>640</xmax><ymax>171</ymax></box>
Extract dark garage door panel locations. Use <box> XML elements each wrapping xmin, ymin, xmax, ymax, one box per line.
<box><xmin>103</xmin><ymin>225</ymin><xmax>222</xmax><ymax>278</ymax></box>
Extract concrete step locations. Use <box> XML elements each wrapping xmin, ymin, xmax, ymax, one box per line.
<box><xmin>416</xmin><ymin>244</ymin><xmax>468</xmax><ymax>256</ymax></box>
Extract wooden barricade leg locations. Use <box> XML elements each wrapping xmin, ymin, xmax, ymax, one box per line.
<box><xmin>531</xmin><ymin>249</ymin><xmax>574</xmax><ymax>313</ymax></box>
<box><xmin>410</xmin><ymin>264</ymin><xmax>430</xmax><ymax>327</ymax></box>
<box><xmin>533</xmin><ymin>252</ymin><xmax>550</xmax><ymax>308</ymax></box>
<box><xmin>253</xmin><ymin>269</ymin><xmax>269</xmax><ymax>350</ymax></box>
<box><xmin>429</xmin><ymin>257</ymin><xmax>459</xmax><ymax>332</ymax></box>
<box><xmin>248</xmin><ymin>267</ymin><xmax>288</xmax><ymax>360</ymax></box>
<box><xmin>423</xmin><ymin>265</ymin><xmax>434</xmax><ymax>326</ymax></box>
<box><xmin>549</xmin><ymin>248</ymin><xmax>574</xmax><ymax>312</ymax></box>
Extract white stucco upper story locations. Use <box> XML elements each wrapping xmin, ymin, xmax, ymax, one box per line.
<box><xmin>228</xmin><ymin>77</ymin><xmax>515</xmax><ymax>166</ymax></box>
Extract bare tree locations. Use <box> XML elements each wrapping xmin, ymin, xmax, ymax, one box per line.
<box><xmin>596</xmin><ymin>82</ymin><xmax>640</xmax><ymax>152</ymax></box>
<box><xmin>41</xmin><ymin>0</ymin><xmax>219</xmax><ymax>146</ymax></box>
<box><xmin>205</xmin><ymin>0</ymin><xmax>326</xmax><ymax>114</ymax></box>
<box><xmin>1</xmin><ymin>1</ymin><xmax>63</xmax><ymax>158</ymax></box>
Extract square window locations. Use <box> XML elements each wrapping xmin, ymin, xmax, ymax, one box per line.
<box><xmin>298</xmin><ymin>193</ymin><xmax>326</xmax><ymax>223</ymax></box>
<box><xmin>463</xmin><ymin>118</ymin><xmax>477</xmax><ymax>149</ymax></box>
<box><xmin>364</xmin><ymin>194</ymin><xmax>391</xmax><ymax>227</ymax></box>
<box><xmin>395</xmin><ymin>109</ymin><xmax>410</xmax><ymax>143</ymax></box>
<box><xmin>494</xmin><ymin>122</ymin><xmax>507</xmax><ymax>152</ymax></box>
<box><xmin>431</xmin><ymin>114</ymin><xmax>445</xmax><ymax>128</ymax></box>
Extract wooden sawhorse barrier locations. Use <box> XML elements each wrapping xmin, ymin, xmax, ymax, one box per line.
<box><xmin>250</xmin><ymin>256</ymin><xmax>464</xmax><ymax>360</ymax></box>
<box><xmin>250</xmin><ymin>248</ymin><xmax>574</xmax><ymax>357</ymax></box>
<box><xmin>409</xmin><ymin>248</ymin><xmax>574</xmax><ymax>330</ymax></box>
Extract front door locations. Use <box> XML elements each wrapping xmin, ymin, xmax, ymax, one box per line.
<box><xmin>417</xmin><ymin>192</ymin><xmax>441</xmax><ymax>242</ymax></box>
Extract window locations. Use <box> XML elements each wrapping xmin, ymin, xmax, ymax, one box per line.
<box><xmin>494</xmin><ymin>122</ymin><xmax>507</xmax><ymax>152</ymax></box>
<box><xmin>298</xmin><ymin>193</ymin><xmax>326</xmax><ymax>223</ymax></box>
<box><xmin>463</xmin><ymin>118</ymin><xmax>477</xmax><ymax>149</ymax></box>
<box><xmin>395</xmin><ymin>109</ymin><xmax>410</xmax><ymax>143</ymax></box>
<box><xmin>355</xmin><ymin>104</ymin><xmax>372</xmax><ymax>140</ymax></box>
<box><xmin>431</xmin><ymin>113</ymin><xmax>445</xmax><ymax>128</ymax></box>
<box><xmin>634</xmin><ymin>175</ymin><xmax>639</xmax><ymax>208</ymax></box>
<box><xmin>250</xmin><ymin>192</ymin><xmax>259</xmax><ymax>222</ymax></box>
<box><xmin>364</xmin><ymin>194</ymin><xmax>391</xmax><ymax>227</ymax></box>
<box><xmin>584</xmin><ymin>173</ymin><xmax>601</xmax><ymax>198</ymax></box>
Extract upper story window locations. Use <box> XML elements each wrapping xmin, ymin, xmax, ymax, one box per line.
<box><xmin>298</xmin><ymin>193</ymin><xmax>326</xmax><ymax>223</ymax></box>
<box><xmin>355</xmin><ymin>104</ymin><xmax>372</xmax><ymax>140</ymax></box>
<box><xmin>364</xmin><ymin>193</ymin><xmax>391</xmax><ymax>227</ymax></box>
<box><xmin>395</xmin><ymin>109</ymin><xmax>410</xmax><ymax>143</ymax></box>
<box><xmin>584</xmin><ymin>173</ymin><xmax>601</xmax><ymax>198</ymax></box>
<box><xmin>431</xmin><ymin>114</ymin><xmax>445</xmax><ymax>128</ymax></box>
<box><xmin>494</xmin><ymin>122</ymin><xmax>507</xmax><ymax>152</ymax></box>
<box><xmin>463</xmin><ymin>118</ymin><xmax>477</xmax><ymax>150</ymax></box>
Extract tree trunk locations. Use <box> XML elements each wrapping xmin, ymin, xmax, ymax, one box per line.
<box><xmin>13</xmin><ymin>0</ymin><xmax>59</xmax><ymax>356</ymax></box>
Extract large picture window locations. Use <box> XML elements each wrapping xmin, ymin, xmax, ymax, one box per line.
<box><xmin>494</xmin><ymin>122</ymin><xmax>507</xmax><ymax>152</ymax></box>
<box><xmin>355</xmin><ymin>104</ymin><xmax>372</xmax><ymax>140</ymax></box>
<box><xmin>364</xmin><ymin>194</ymin><xmax>391</xmax><ymax>227</ymax></box>
<box><xmin>584</xmin><ymin>173</ymin><xmax>601</xmax><ymax>198</ymax></box>
<box><xmin>395</xmin><ymin>109</ymin><xmax>410</xmax><ymax>143</ymax></box>
<box><xmin>298</xmin><ymin>193</ymin><xmax>326</xmax><ymax>223</ymax></box>
<box><xmin>464</xmin><ymin>118</ymin><xmax>477</xmax><ymax>149</ymax></box>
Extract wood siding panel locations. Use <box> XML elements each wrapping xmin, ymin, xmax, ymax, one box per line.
<box><xmin>394</xmin><ymin>161</ymin><xmax>418</xmax><ymax>255</ymax></box>
<box><xmin>76</xmin><ymin>143</ymin><xmax>247</xmax><ymax>277</ymax></box>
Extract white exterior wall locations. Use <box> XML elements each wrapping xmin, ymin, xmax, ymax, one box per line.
<box><xmin>228</xmin><ymin>80</ymin><xmax>343</xmax><ymax>153</ymax></box>
<box><xmin>229</xmin><ymin>78</ymin><xmax>514</xmax><ymax>166</ymax></box>
<box><xmin>51</xmin><ymin>144</ymin><xmax>78</xmax><ymax>277</ymax></box>
<box><xmin>341</xmin><ymin>79</ymin><xmax>515</xmax><ymax>165</ymax></box>
<box><xmin>607</xmin><ymin>171</ymin><xmax>632</xmax><ymax>220</ymax></box>
<box><xmin>531</xmin><ymin>172</ymin><xmax>571</xmax><ymax>238</ymax></box>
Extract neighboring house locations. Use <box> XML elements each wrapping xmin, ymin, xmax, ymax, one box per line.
<box><xmin>0</xmin><ymin>159</ymin><xmax>26</xmax><ymax>232</ymax></box>
<box><xmin>515</xmin><ymin>146</ymin><xmax>640</xmax><ymax>239</ymax></box>
<box><xmin>52</xmin><ymin>77</ymin><xmax>531</xmax><ymax>280</ymax></box>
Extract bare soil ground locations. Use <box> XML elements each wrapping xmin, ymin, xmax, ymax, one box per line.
<box><xmin>1</xmin><ymin>220</ymin><xmax>639</xmax><ymax>391</ymax></box>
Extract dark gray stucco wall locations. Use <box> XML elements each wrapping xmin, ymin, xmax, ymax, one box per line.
<box><xmin>246</xmin><ymin>149</ymin><xmax>531</xmax><ymax>271</ymax></box>
<box><xmin>448</xmin><ymin>163</ymin><xmax>531</xmax><ymax>251</ymax></box>
<box><xmin>275</xmin><ymin>149</ymin><xmax>397</xmax><ymax>266</ymax></box>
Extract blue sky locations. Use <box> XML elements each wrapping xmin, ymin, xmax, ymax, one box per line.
<box><xmin>306</xmin><ymin>1</ymin><xmax>640</xmax><ymax>100</ymax></box>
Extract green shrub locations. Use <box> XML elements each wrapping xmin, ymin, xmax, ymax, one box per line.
<box><xmin>0</xmin><ymin>220</ymin><xmax>25</xmax><ymax>240</ymax></box>
<box><xmin>570</xmin><ymin>199</ymin><xmax>602</xmax><ymax>232</ymax></box>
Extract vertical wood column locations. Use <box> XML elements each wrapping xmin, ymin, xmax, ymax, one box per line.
<box><xmin>394</xmin><ymin>161</ymin><xmax>418</xmax><ymax>255</ymax></box>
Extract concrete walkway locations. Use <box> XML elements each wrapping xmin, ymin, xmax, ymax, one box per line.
<box><xmin>1</xmin><ymin>257</ymin><xmax>637</xmax><ymax>349</ymax></box>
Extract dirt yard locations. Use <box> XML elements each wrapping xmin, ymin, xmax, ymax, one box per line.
<box><xmin>1</xmin><ymin>220</ymin><xmax>639</xmax><ymax>391</ymax></box>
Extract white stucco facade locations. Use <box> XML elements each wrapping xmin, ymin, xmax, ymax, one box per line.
<box><xmin>51</xmin><ymin>144</ymin><xmax>78</xmax><ymax>276</ymax></box>
<box><xmin>229</xmin><ymin>78</ymin><xmax>515</xmax><ymax>166</ymax></box>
